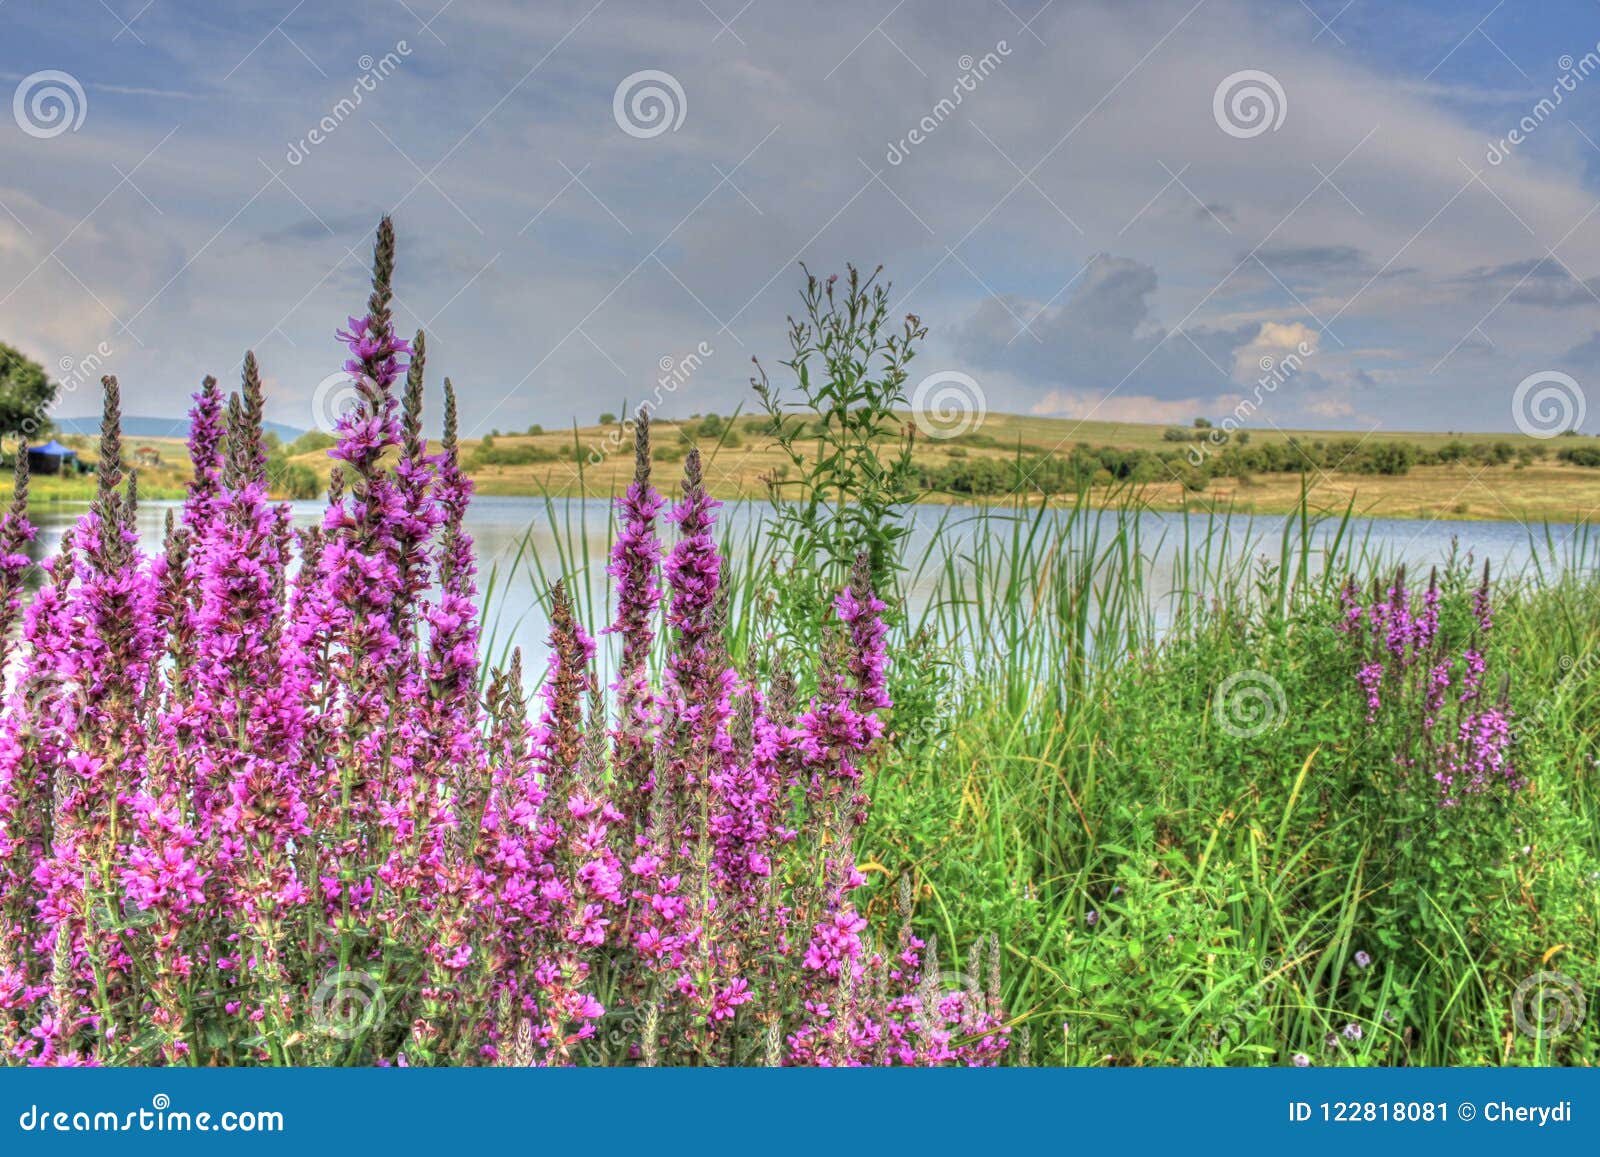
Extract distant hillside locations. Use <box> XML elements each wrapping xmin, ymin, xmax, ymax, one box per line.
<box><xmin>28</xmin><ymin>409</ymin><xmax>1600</xmax><ymax>523</ymax></box>
<box><xmin>51</xmin><ymin>414</ymin><xmax>307</xmax><ymax>444</ymax></box>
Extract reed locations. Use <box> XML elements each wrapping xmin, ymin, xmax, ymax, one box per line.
<box><xmin>487</xmin><ymin>474</ymin><xmax>1600</xmax><ymax>1066</ymax></box>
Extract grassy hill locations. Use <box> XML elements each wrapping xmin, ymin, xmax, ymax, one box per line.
<box><xmin>30</xmin><ymin>413</ymin><xmax>1600</xmax><ymax>525</ymax></box>
<box><xmin>425</xmin><ymin>412</ymin><xmax>1600</xmax><ymax>525</ymax></box>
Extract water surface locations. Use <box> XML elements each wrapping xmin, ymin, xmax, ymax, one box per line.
<box><xmin>27</xmin><ymin>497</ymin><xmax>1592</xmax><ymax>671</ymax></box>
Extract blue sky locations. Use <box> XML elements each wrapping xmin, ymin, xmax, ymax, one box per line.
<box><xmin>4</xmin><ymin>0</ymin><xmax>1600</xmax><ymax>437</ymax></box>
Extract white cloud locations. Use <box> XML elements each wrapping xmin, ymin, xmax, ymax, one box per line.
<box><xmin>1231</xmin><ymin>321</ymin><xmax>1321</xmax><ymax>383</ymax></box>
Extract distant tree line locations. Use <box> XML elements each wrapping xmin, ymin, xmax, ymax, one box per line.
<box><xmin>913</xmin><ymin>433</ymin><xmax>1600</xmax><ymax>498</ymax></box>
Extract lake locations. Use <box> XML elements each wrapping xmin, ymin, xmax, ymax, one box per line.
<box><xmin>25</xmin><ymin>496</ymin><xmax>1594</xmax><ymax>674</ymax></box>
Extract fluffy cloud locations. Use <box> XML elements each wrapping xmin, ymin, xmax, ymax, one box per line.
<box><xmin>955</xmin><ymin>254</ymin><xmax>1255</xmax><ymax>405</ymax></box>
<box><xmin>1230</xmin><ymin>321</ymin><xmax>1321</xmax><ymax>383</ymax></box>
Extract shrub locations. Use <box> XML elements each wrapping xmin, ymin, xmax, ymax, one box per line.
<box><xmin>287</xmin><ymin>430</ymin><xmax>337</xmax><ymax>457</ymax></box>
<box><xmin>468</xmin><ymin>442</ymin><xmax>558</xmax><ymax>468</ymax></box>
<box><xmin>1350</xmin><ymin>442</ymin><xmax>1413</xmax><ymax>476</ymax></box>
<box><xmin>267</xmin><ymin>458</ymin><xmax>320</xmax><ymax>499</ymax></box>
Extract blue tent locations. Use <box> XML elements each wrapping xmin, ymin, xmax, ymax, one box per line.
<box><xmin>27</xmin><ymin>439</ymin><xmax>79</xmax><ymax>476</ymax></box>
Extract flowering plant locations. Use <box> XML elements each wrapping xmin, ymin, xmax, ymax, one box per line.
<box><xmin>1330</xmin><ymin>557</ymin><xmax>1541</xmax><ymax>965</ymax></box>
<box><xmin>0</xmin><ymin>221</ymin><xmax>1006</xmax><ymax>1067</ymax></box>
<box><xmin>1336</xmin><ymin>562</ymin><xmax>1518</xmax><ymax>808</ymax></box>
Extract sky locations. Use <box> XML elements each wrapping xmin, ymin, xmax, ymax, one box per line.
<box><xmin>3</xmin><ymin>0</ymin><xmax>1600</xmax><ymax>440</ymax></box>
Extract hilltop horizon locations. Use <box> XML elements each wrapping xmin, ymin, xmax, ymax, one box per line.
<box><xmin>45</xmin><ymin>406</ymin><xmax>1600</xmax><ymax>447</ymax></box>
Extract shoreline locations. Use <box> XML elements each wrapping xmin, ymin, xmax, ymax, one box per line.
<box><xmin>24</xmin><ymin>482</ymin><xmax>1599</xmax><ymax>529</ymax></box>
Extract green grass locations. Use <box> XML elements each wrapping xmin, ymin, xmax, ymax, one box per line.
<box><xmin>467</xmin><ymin>473</ymin><xmax>1600</xmax><ymax>1068</ymax></box>
<box><xmin>485</xmin><ymin>485</ymin><xmax>1600</xmax><ymax>1066</ymax></box>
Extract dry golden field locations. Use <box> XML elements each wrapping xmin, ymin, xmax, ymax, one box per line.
<box><xmin>408</xmin><ymin>412</ymin><xmax>1600</xmax><ymax>525</ymax></box>
<box><xmin>37</xmin><ymin>415</ymin><xmax>1600</xmax><ymax>525</ymax></box>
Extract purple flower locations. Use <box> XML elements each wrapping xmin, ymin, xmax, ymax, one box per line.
<box><xmin>604</xmin><ymin>411</ymin><xmax>665</xmax><ymax>832</ymax></box>
<box><xmin>1356</xmin><ymin>660</ymin><xmax>1384</xmax><ymax>722</ymax></box>
<box><xmin>1339</xmin><ymin>566</ymin><xmax>1522</xmax><ymax>806</ymax></box>
<box><xmin>1472</xmin><ymin>560</ymin><xmax>1493</xmax><ymax>633</ymax></box>
<box><xmin>0</xmin><ymin>218</ymin><xmax>1009</xmax><ymax>1070</ymax></box>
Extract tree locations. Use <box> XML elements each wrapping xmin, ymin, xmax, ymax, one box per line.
<box><xmin>0</xmin><ymin>342</ymin><xmax>58</xmax><ymax>450</ymax></box>
<box><xmin>288</xmin><ymin>430</ymin><xmax>337</xmax><ymax>456</ymax></box>
<box><xmin>264</xmin><ymin>447</ymin><xmax>320</xmax><ymax>499</ymax></box>
<box><xmin>599</xmin><ymin>412</ymin><xmax>617</xmax><ymax>426</ymax></box>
